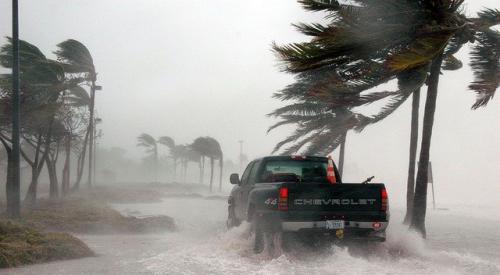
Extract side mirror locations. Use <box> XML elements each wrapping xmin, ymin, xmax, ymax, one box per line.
<box><xmin>230</xmin><ymin>173</ymin><xmax>240</xmax><ymax>185</ymax></box>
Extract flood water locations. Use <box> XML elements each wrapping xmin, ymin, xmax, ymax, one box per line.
<box><xmin>2</xmin><ymin>196</ymin><xmax>500</xmax><ymax>275</ymax></box>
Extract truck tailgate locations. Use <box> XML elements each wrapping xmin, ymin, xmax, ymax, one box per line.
<box><xmin>286</xmin><ymin>183</ymin><xmax>386</xmax><ymax>217</ymax></box>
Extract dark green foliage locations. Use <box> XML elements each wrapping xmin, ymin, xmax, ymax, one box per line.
<box><xmin>270</xmin><ymin>1</ymin><xmax>500</xmax><ymax>156</ymax></box>
<box><xmin>469</xmin><ymin>23</ymin><xmax>500</xmax><ymax>108</ymax></box>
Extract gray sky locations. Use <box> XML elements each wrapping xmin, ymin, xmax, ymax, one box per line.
<box><xmin>1</xmin><ymin>0</ymin><xmax>499</xmax><ymax>206</ymax></box>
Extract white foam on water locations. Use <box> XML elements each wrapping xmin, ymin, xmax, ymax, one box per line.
<box><xmin>141</xmin><ymin>217</ymin><xmax>500</xmax><ymax>275</ymax></box>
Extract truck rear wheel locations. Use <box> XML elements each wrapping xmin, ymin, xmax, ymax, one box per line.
<box><xmin>250</xmin><ymin>214</ymin><xmax>284</xmax><ymax>256</ymax></box>
<box><xmin>226</xmin><ymin>206</ymin><xmax>241</xmax><ymax>229</ymax></box>
<box><xmin>250</xmin><ymin>215</ymin><xmax>264</xmax><ymax>253</ymax></box>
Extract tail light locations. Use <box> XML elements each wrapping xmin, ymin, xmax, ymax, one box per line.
<box><xmin>327</xmin><ymin>156</ymin><xmax>337</xmax><ymax>184</ymax></box>
<box><xmin>278</xmin><ymin>187</ymin><xmax>288</xmax><ymax>211</ymax></box>
<box><xmin>381</xmin><ymin>188</ymin><xmax>388</xmax><ymax>211</ymax></box>
<box><xmin>372</xmin><ymin>222</ymin><xmax>382</xmax><ymax>230</ymax></box>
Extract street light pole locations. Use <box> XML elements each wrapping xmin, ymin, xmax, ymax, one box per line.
<box><xmin>7</xmin><ymin>0</ymin><xmax>21</xmax><ymax>218</ymax></box>
<box><xmin>87</xmin><ymin>82</ymin><xmax>95</xmax><ymax>188</ymax></box>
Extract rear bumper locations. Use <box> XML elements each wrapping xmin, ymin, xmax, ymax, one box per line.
<box><xmin>280</xmin><ymin>220</ymin><xmax>387</xmax><ymax>241</ymax></box>
<box><xmin>281</xmin><ymin>220</ymin><xmax>388</xmax><ymax>231</ymax></box>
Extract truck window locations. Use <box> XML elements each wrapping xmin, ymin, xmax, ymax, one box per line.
<box><xmin>258</xmin><ymin>159</ymin><xmax>330</xmax><ymax>183</ymax></box>
<box><xmin>248</xmin><ymin>160</ymin><xmax>262</xmax><ymax>184</ymax></box>
<box><xmin>240</xmin><ymin>161</ymin><xmax>255</xmax><ymax>185</ymax></box>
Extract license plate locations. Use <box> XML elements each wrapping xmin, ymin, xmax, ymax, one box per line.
<box><xmin>326</xmin><ymin>220</ymin><xmax>344</xmax><ymax>229</ymax></box>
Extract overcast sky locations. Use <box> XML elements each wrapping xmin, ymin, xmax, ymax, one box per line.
<box><xmin>1</xmin><ymin>0</ymin><xmax>499</xmax><ymax>207</ymax></box>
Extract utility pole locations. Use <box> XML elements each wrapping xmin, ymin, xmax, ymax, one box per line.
<box><xmin>87</xmin><ymin>82</ymin><xmax>95</xmax><ymax>188</ymax></box>
<box><xmin>7</xmin><ymin>0</ymin><xmax>21</xmax><ymax>218</ymax></box>
<box><xmin>87</xmin><ymin>82</ymin><xmax>101</xmax><ymax>187</ymax></box>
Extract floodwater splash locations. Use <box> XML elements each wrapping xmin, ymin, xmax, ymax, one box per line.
<box><xmin>141</xmin><ymin>216</ymin><xmax>500</xmax><ymax>275</ymax></box>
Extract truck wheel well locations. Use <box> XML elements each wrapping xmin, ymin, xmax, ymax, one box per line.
<box><xmin>247</xmin><ymin>204</ymin><xmax>255</xmax><ymax>222</ymax></box>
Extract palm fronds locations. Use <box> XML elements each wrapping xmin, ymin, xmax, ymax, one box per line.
<box><xmin>54</xmin><ymin>39</ymin><xmax>95</xmax><ymax>76</ymax></box>
<box><xmin>137</xmin><ymin>133</ymin><xmax>157</xmax><ymax>153</ymax></box>
<box><xmin>469</xmin><ymin>29</ymin><xmax>500</xmax><ymax>109</ymax></box>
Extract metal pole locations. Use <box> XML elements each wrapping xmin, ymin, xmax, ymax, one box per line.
<box><xmin>87</xmin><ymin>82</ymin><xmax>95</xmax><ymax>187</ymax></box>
<box><xmin>7</xmin><ymin>0</ymin><xmax>21</xmax><ymax>218</ymax></box>
<box><xmin>92</xmin><ymin>122</ymin><xmax>96</xmax><ymax>184</ymax></box>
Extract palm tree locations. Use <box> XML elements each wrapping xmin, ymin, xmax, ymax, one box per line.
<box><xmin>1</xmin><ymin>38</ymin><xmax>86</xmax><ymax>205</ymax></box>
<box><xmin>157</xmin><ymin>136</ymin><xmax>176</xmax><ymax>181</ymax></box>
<box><xmin>63</xmin><ymin>85</ymin><xmax>91</xmax><ymax>191</ymax></box>
<box><xmin>273</xmin><ymin>1</ymin><xmax>500</xmax><ymax>236</ymax></box>
<box><xmin>55</xmin><ymin>39</ymin><xmax>97</xmax><ymax>188</ymax></box>
<box><xmin>137</xmin><ymin>133</ymin><xmax>159</xmax><ymax>182</ymax></box>
<box><xmin>191</xmin><ymin>137</ymin><xmax>223</xmax><ymax>192</ymax></box>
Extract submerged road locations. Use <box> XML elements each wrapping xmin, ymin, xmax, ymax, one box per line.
<box><xmin>2</xmin><ymin>196</ymin><xmax>500</xmax><ymax>274</ymax></box>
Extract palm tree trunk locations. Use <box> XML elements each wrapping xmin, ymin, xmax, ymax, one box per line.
<box><xmin>74</xmin><ymin>125</ymin><xmax>90</xmax><ymax>190</ymax></box>
<box><xmin>154</xmin><ymin>145</ymin><xmax>158</xmax><ymax>183</ymax></box>
<box><xmin>1</xmin><ymin>137</ymin><xmax>18</xmax><ymax>217</ymax></box>
<box><xmin>183</xmin><ymin>161</ymin><xmax>188</xmax><ymax>183</ymax></box>
<box><xmin>199</xmin><ymin>156</ymin><xmax>205</xmax><ymax>184</ymax></box>
<box><xmin>61</xmin><ymin>135</ymin><xmax>71</xmax><ymax>196</ymax></box>
<box><xmin>219</xmin><ymin>155</ymin><xmax>223</xmax><ymax>192</ymax></box>
<box><xmin>173</xmin><ymin>158</ymin><xmax>177</xmax><ymax>182</ymax></box>
<box><xmin>338</xmin><ymin>131</ymin><xmax>347</xmax><ymax>177</ymax></box>
<box><xmin>209</xmin><ymin>157</ymin><xmax>214</xmax><ymax>192</ymax></box>
<box><xmin>404</xmin><ymin>89</ymin><xmax>421</xmax><ymax>224</ymax></box>
<box><xmin>48</xmin><ymin>159</ymin><xmax>59</xmax><ymax>200</ymax></box>
<box><xmin>410</xmin><ymin>54</ymin><xmax>444</xmax><ymax>238</ymax></box>
<box><xmin>24</xmin><ymin>158</ymin><xmax>47</xmax><ymax>205</ymax></box>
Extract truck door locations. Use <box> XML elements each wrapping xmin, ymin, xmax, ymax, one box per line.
<box><xmin>234</xmin><ymin>161</ymin><xmax>255</xmax><ymax>220</ymax></box>
<box><xmin>241</xmin><ymin>160</ymin><xmax>261</xmax><ymax>220</ymax></box>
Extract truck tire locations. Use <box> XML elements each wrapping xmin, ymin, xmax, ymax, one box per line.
<box><xmin>226</xmin><ymin>206</ymin><xmax>241</xmax><ymax>229</ymax></box>
<box><xmin>250</xmin><ymin>214</ymin><xmax>265</xmax><ymax>253</ymax></box>
<box><xmin>250</xmin><ymin>213</ymin><xmax>285</xmax><ymax>256</ymax></box>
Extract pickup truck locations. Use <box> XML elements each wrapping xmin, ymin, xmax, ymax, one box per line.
<box><xmin>227</xmin><ymin>155</ymin><xmax>389</xmax><ymax>253</ymax></box>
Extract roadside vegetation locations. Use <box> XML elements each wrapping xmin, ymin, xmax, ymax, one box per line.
<box><xmin>0</xmin><ymin>219</ymin><xmax>93</xmax><ymax>268</ymax></box>
<box><xmin>0</xmin><ymin>38</ymin><xmax>179</xmax><ymax>268</ymax></box>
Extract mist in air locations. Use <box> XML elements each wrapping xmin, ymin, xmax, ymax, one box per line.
<box><xmin>0</xmin><ymin>0</ymin><xmax>499</xmax><ymax>274</ymax></box>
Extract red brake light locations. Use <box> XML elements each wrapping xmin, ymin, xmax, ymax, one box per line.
<box><xmin>279</xmin><ymin>187</ymin><xmax>288</xmax><ymax>198</ymax></box>
<box><xmin>372</xmin><ymin>222</ymin><xmax>382</xmax><ymax>230</ymax></box>
<box><xmin>291</xmin><ymin>155</ymin><xmax>306</xmax><ymax>160</ymax></box>
<box><xmin>278</xmin><ymin>187</ymin><xmax>288</xmax><ymax>211</ymax></box>
<box><xmin>327</xmin><ymin>156</ymin><xmax>337</xmax><ymax>184</ymax></box>
<box><xmin>381</xmin><ymin>188</ymin><xmax>388</xmax><ymax>211</ymax></box>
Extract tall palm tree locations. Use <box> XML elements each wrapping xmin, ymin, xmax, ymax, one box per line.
<box><xmin>64</xmin><ymin>85</ymin><xmax>91</xmax><ymax>191</ymax></box>
<box><xmin>191</xmin><ymin>137</ymin><xmax>210</xmax><ymax>185</ymax></box>
<box><xmin>157</xmin><ymin>136</ymin><xmax>176</xmax><ymax>180</ymax></box>
<box><xmin>1</xmin><ymin>38</ymin><xmax>86</xmax><ymax>205</ymax></box>
<box><xmin>273</xmin><ymin>1</ymin><xmax>500</xmax><ymax>236</ymax></box>
<box><xmin>137</xmin><ymin>133</ymin><xmax>159</xmax><ymax>182</ymax></box>
<box><xmin>55</xmin><ymin>39</ymin><xmax>97</xmax><ymax>188</ymax></box>
<box><xmin>191</xmin><ymin>137</ymin><xmax>223</xmax><ymax>192</ymax></box>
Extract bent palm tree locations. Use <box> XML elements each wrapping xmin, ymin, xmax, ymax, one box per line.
<box><xmin>137</xmin><ymin>133</ymin><xmax>159</xmax><ymax>182</ymax></box>
<box><xmin>55</xmin><ymin>39</ymin><xmax>97</xmax><ymax>188</ymax></box>
<box><xmin>191</xmin><ymin>137</ymin><xmax>223</xmax><ymax>192</ymax></box>
<box><xmin>158</xmin><ymin>136</ymin><xmax>177</xmax><ymax>181</ymax></box>
<box><xmin>273</xmin><ymin>1</ymin><xmax>500</xmax><ymax>236</ymax></box>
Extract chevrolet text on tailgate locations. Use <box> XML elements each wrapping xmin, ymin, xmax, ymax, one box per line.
<box><xmin>227</xmin><ymin>155</ymin><xmax>389</xmax><ymax>254</ymax></box>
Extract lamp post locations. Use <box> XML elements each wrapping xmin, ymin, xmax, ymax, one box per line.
<box><xmin>87</xmin><ymin>83</ymin><xmax>101</xmax><ymax>188</ymax></box>
<box><xmin>7</xmin><ymin>0</ymin><xmax>21</xmax><ymax>218</ymax></box>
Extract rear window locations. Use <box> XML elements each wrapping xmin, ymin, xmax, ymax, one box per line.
<box><xmin>258</xmin><ymin>160</ymin><xmax>329</xmax><ymax>183</ymax></box>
